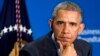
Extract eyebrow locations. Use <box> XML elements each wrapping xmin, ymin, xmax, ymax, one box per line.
<box><xmin>69</xmin><ymin>22</ymin><xmax>77</xmax><ymax>25</ymax></box>
<box><xmin>55</xmin><ymin>19</ymin><xmax>77</xmax><ymax>23</ymax></box>
<box><xmin>56</xmin><ymin>20</ymin><xmax>65</xmax><ymax>23</ymax></box>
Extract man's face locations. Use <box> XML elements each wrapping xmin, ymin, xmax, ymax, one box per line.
<box><xmin>50</xmin><ymin>10</ymin><xmax>84</xmax><ymax>46</ymax></box>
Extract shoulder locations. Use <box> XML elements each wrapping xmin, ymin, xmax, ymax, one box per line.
<box><xmin>19</xmin><ymin>37</ymin><xmax>49</xmax><ymax>56</ymax></box>
<box><xmin>20</xmin><ymin>31</ymin><xmax>53</xmax><ymax>52</ymax></box>
<box><xmin>74</xmin><ymin>39</ymin><xmax>91</xmax><ymax>48</ymax></box>
<box><xmin>74</xmin><ymin>39</ymin><xmax>92</xmax><ymax>51</ymax></box>
<box><xmin>75</xmin><ymin>39</ymin><xmax>90</xmax><ymax>47</ymax></box>
<box><xmin>19</xmin><ymin>42</ymin><xmax>38</xmax><ymax>56</ymax></box>
<box><xmin>74</xmin><ymin>39</ymin><xmax>92</xmax><ymax>56</ymax></box>
<box><xmin>20</xmin><ymin>37</ymin><xmax>47</xmax><ymax>52</ymax></box>
<box><xmin>19</xmin><ymin>32</ymin><xmax>53</xmax><ymax>56</ymax></box>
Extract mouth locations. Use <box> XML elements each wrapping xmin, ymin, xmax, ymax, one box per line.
<box><xmin>57</xmin><ymin>37</ymin><xmax>71</xmax><ymax>42</ymax></box>
<box><xmin>56</xmin><ymin>38</ymin><xmax>72</xmax><ymax>47</ymax></box>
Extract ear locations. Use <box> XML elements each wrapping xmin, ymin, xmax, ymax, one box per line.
<box><xmin>78</xmin><ymin>23</ymin><xmax>84</xmax><ymax>34</ymax></box>
<box><xmin>49</xmin><ymin>19</ymin><xmax>53</xmax><ymax>30</ymax></box>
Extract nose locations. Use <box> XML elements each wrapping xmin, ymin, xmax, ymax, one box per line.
<box><xmin>62</xmin><ymin>24</ymin><xmax>70</xmax><ymax>34</ymax></box>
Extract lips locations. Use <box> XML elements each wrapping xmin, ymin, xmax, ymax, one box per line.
<box><xmin>57</xmin><ymin>37</ymin><xmax>71</xmax><ymax>42</ymax></box>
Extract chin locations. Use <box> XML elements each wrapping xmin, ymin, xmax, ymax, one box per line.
<box><xmin>61</xmin><ymin>41</ymin><xmax>69</xmax><ymax>46</ymax></box>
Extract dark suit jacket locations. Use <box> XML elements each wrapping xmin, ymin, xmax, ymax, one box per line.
<box><xmin>19</xmin><ymin>31</ymin><xmax>92</xmax><ymax>56</ymax></box>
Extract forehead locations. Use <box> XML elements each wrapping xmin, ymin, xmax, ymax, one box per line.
<box><xmin>54</xmin><ymin>10</ymin><xmax>81</xmax><ymax>23</ymax></box>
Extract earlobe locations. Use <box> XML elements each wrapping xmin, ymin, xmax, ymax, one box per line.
<box><xmin>49</xmin><ymin>19</ymin><xmax>53</xmax><ymax>30</ymax></box>
<box><xmin>78</xmin><ymin>24</ymin><xmax>84</xmax><ymax>34</ymax></box>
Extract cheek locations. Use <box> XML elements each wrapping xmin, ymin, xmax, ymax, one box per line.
<box><xmin>70</xmin><ymin>29</ymin><xmax>79</xmax><ymax>40</ymax></box>
<box><xmin>53</xmin><ymin>26</ymin><xmax>62</xmax><ymax>37</ymax></box>
<box><xmin>71</xmin><ymin>31</ymin><xmax>79</xmax><ymax>41</ymax></box>
<box><xmin>53</xmin><ymin>24</ymin><xmax>61</xmax><ymax>32</ymax></box>
<box><xmin>53</xmin><ymin>27</ymin><xmax>60</xmax><ymax>34</ymax></box>
<box><xmin>70</xmin><ymin>26</ymin><xmax>80</xmax><ymax>35</ymax></box>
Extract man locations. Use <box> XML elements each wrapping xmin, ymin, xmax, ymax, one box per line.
<box><xmin>19</xmin><ymin>1</ymin><xmax>92</xmax><ymax>56</ymax></box>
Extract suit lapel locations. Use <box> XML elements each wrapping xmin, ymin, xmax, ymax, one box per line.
<box><xmin>42</xmin><ymin>31</ymin><xmax>58</xmax><ymax>56</ymax></box>
<box><xmin>74</xmin><ymin>39</ymin><xmax>83</xmax><ymax>56</ymax></box>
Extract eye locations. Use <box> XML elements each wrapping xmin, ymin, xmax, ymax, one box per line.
<box><xmin>70</xmin><ymin>22</ymin><xmax>77</xmax><ymax>26</ymax></box>
<box><xmin>56</xmin><ymin>21</ymin><xmax>64</xmax><ymax>25</ymax></box>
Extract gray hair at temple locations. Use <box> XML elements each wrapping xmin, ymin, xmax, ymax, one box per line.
<box><xmin>52</xmin><ymin>1</ymin><xmax>82</xmax><ymax>22</ymax></box>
